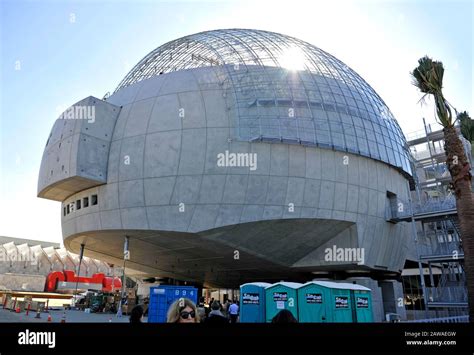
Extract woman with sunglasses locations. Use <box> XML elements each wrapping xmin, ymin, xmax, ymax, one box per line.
<box><xmin>167</xmin><ymin>298</ymin><xmax>200</xmax><ymax>323</ymax></box>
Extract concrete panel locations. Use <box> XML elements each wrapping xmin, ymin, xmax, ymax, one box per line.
<box><xmin>98</xmin><ymin>183</ymin><xmax>119</xmax><ymax>211</ymax></box>
<box><xmin>204</xmin><ymin>128</ymin><xmax>230</xmax><ymax>174</ymax></box>
<box><xmin>215</xmin><ymin>204</ymin><xmax>244</xmax><ymax>227</ymax></box>
<box><xmin>319</xmin><ymin>180</ymin><xmax>335</xmax><ymax>210</ymax></box>
<box><xmin>222</xmin><ymin>175</ymin><xmax>248</xmax><ymax>204</ymax></box>
<box><xmin>199</xmin><ymin>175</ymin><xmax>226</xmax><ymax>204</ymax></box>
<box><xmin>302</xmin><ymin>179</ymin><xmax>321</xmax><ymax>208</ymax></box>
<box><xmin>112</xmin><ymin>104</ymin><xmax>132</xmax><ymax>141</ymax></box>
<box><xmin>334</xmin><ymin>152</ymin><xmax>349</xmax><ymax>183</ymax></box>
<box><xmin>347</xmin><ymin>154</ymin><xmax>360</xmax><ymax>186</ymax></box>
<box><xmin>171</xmin><ymin>175</ymin><xmax>202</xmax><ymax>204</ymax></box>
<box><xmin>148</xmin><ymin>94</ymin><xmax>182</xmax><ymax>133</ymax></box>
<box><xmin>263</xmin><ymin>205</ymin><xmax>284</xmax><ymax>220</ymax></box>
<box><xmin>107</xmin><ymin>140</ymin><xmax>121</xmax><ymax>183</ymax></box>
<box><xmin>202</xmin><ymin>90</ymin><xmax>229</xmax><ymax>127</ymax></box>
<box><xmin>301</xmin><ymin>207</ymin><xmax>317</xmax><ymax>218</ymax></box>
<box><xmin>144</xmin><ymin>176</ymin><xmax>176</xmax><ymax>206</ymax></box>
<box><xmin>144</xmin><ymin>131</ymin><xmax>181</xmax><ymax>177</ymax></box>
<box><xmin>119</xmin><ymin>180</ymin><xmax>145</xmax><ymax>208</ymax></box>
<box><xmin>100</xmin><ymin>210</ymin><xmax>122</xmax><ymax>229</ymax></box>
<box><xmin>305</xmin><ymin>147</ymin><xmax>321</xmax><ymax>179</ymax></box>
<box><xmin>245</xmin><ymin>175</ymin><xmax>269</xmax><ymax>204</ymax></box>
<box><xmin>288</xmin><ymin>145</ymin><xmax>306</xmax><ymax>177</ymax></box>
<box><xmin>179</xmin><ymin>91</ymin><xmax>206</xmax><ymax>129</ymax></box>
<box><xmin>358</xmin><ymin>158</ymin><xmax>369</xmax><ymax>188</ymax></box>
<box><xmin>333</xmin><ymin>182</ymin><xmax>348</xmax><ymax>211</ymax></box>
<box><xmin>249</xmin><ymin>143</ymin><xmax>270</xmax><ymax>175</ymax></box>
<box><xmin>75</xmin><ymin>212</ymin><xmax>101</xmax><ymax>232</ymax></box>
<box><xmin>346</xmin><ymin>184</ymin><xmax>359</xmax><ymax>213</ymax></box>
<box><xmin>178</xmin><ymin>129</ymin><xmax>206</xmax><ymax>175</ymax></box>
<box><xmin>270</xmin><ymin>144</ymin><xmax>289</xmax><ymax>176</ymax></box>
<box><xmin>159</xmin><ymin>70</ymin><xmax>200</xmax><ymax>95</ymax></box>
<box><xmin>121</xmin><ymin>207</ymin><xmax>149</xmax><ymax>230</ymax></box>
<box><xmin>188</xmin><ymin>205</ymin><xmax>220</xmax><ymax>232</ymax></box>
<box><xmin>368</xmin><ymin>189</ymin><xmax>379</xmax><ymax>217</ymax></box>
<box><xmin>285</xmin><ymin>177</ymin><xmax>305</xmax><ymax>207</ymax></box>
<box><xmin>135</xmin><ymin>76</ymin><xmax>165</xmax><ymax>101</ymax></box>
<box><xmin>119</xmin><ymin>135</ymin><xmax>145</xmax><ymax>181</ymax></box>
<box><xmin>358</xmin><ymin>187</ymin><xmax>369</xmax><ymax>214</ymax></box>
<box><xmin>321</xmin><ymin>150</ymin><xmax>336</xmax><ymax>181</ymax></box>
<box><xmin>147</xmin><ymin>205</ymin><xmax>195</xmax><ymax>231</ymax></box>
<box><xmin>240</xmin><ymin>205</ymin><xmax>264</xmax><ymax>223</ymax></box>
<box><xmin>265</xmin><ymin>176</ymin><xmax>287</xmax><ymax>205</ymax></box>
<box><xmin>123</xmin><ymin>97</ymin><xmax>155</xmax><ymax>137</ymax></box>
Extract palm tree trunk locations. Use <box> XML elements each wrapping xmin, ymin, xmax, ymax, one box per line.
<box><xmin>444</xmin><ymin>126</ymin><xmax>474</xmax><ymax>321</ymax></box>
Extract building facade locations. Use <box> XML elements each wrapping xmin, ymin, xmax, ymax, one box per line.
<box><xmin>38</xmin><ymin>29</ymin><xmax>417</xmax><ymax>321</ymax></box>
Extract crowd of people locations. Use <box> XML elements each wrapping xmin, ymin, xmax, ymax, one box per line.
<box><xmin>129</xmin><ymin>296</ymin><xmax>298</xmax><ymax>324</ymax></box>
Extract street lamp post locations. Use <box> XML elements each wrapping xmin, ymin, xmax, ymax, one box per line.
<box><xmin>73</xmin><ymin>244</ymin><xmax>85</xmax><ymax>308</ymax></box>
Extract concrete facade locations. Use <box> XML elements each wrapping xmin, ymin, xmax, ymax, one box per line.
<box><xmin>38</xmin><ymin>29</ymin><xmax>413</xmax><ymax>320</ymax></box>
<box><xmin>39</xmin><ymin>66</ymin><xmax>410</xmax><ymax>284</ymax></box>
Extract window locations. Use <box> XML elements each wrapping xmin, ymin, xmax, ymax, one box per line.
<box><xmin>83</xmin><ymin>197</ymin><xmax>89</xmax><ymax>208</ymax></box>
<box><xmin>91</xmin><ymin>194</ymin><xmax>98</xmax><ymax>206</ymax></box>
<box><xmin>66</xmin><ymin>205</ymin><xmax>70</xmax><ymax>215</ymax></box>
<box><xmin>76</xmin><ymin>199</ymin><xmax>81</xmax><ymax>210</ymax></box>
<box><xmin>63</xmin><ymin>207</ymin><xmax>66</xmax><ymax>216</ymax></box>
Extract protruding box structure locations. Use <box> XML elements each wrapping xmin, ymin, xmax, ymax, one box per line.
<box><xmin>37</xmin><ymin>96</ymin><xmax>121</xmax><ymax>201</ymax></box>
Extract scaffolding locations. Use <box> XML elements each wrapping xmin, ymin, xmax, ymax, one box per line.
<box><xmin>403</xmin><ymin>119</ymin><xmax>470</xmax><ymax>320</ymax></box>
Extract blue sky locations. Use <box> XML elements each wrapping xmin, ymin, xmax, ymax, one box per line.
<box><xmin>0</xmin><ymin>0</ymin><xmax>472</xmax><ymax>243</ymax></box>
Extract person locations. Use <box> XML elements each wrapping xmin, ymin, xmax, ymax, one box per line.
<box><xmin>205</xmin><ymin>298</ymin><xmax>214</xmax><ymax>318</ymax></box>
<box><xmin>196</xmin><ymin>297</ymin><xmax>206</xmax><ymax>321</ymax></box>
<box><xmin>228</xmin><ymin>300</ymin><xmax>239</xmax><ymax>323</ymax></box>
<box><xmin>271</xmin><ymin>309</ymin><xmax>298</xmax><ymax>323</ymax></box>
<box><xmin>203</xmin><ymin>300</ymin><xmax>228</xmax><ymax>324</ymax></box>
<box><xmin>129</xmin><ymin>305</ymin><xmax>144</xmax><ymax>323</ymax></box>
<box><xmin>167</xmin><ymin>298</ymin><xmax>200</xmax><ymax>323</ymax></box>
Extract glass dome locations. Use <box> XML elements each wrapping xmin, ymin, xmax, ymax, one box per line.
<box><xmin>115</xmin><ymin>29</ymin><xmax>413</xmax><ymax>178</ymax></box>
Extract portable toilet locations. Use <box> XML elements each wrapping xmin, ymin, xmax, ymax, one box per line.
<box><xmin>240</xmin><ymin>282</ymin><xmax>271</xmax><ymax>323</ymax></box>
<box><xmin>297</xmin><ymin>281</ymin><xmax>372</xmax><ymax>323</ymax></box>
<box><xmin>148</xmin><ymin>285</ymin><xmax>198</xmax><ymax>323</ymax></box>
<box><xmin>265</xmin><ymin>282</ymin><xmax>302</xmax><ymax>322</ymax></box>
<box><xmin>352</xmin><ymin>287</ymin><xmax>373</xmax><ymax>322</ymax></box>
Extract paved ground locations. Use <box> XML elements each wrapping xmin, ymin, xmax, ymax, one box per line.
<box><xmin>0</xmin><ymin>308</ymin><xmax>147</xmax><ymax>323</ymax></box>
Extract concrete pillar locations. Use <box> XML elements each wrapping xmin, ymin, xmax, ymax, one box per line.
<box><xmin>379</xmin><ymin>279</ymin><xmax>407</xmax><ymax>321</ymax></box>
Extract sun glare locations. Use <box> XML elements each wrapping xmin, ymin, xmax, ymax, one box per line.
<box><xmin>278</xmin><ymin>46</ymin><xmax>307</xmax><ymax>71</ymax></box>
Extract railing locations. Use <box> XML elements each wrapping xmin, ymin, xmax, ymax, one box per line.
<box><xmin>425</xmin><ymin>286</ymin><xmax>468</xmax><ymax>304</ymax></box>
<box><xmin>387</xmin><ymin>196</ymin><xmax>457</xmax><ymax>221</ymax></box>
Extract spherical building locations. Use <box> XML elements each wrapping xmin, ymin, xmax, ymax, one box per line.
<box><xmin>38</xmin><ymin>29</ymin><xmax>413</xmax><ymax>320</ymax></box>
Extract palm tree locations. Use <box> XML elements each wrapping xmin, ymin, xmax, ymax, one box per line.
<box><xmin>459</xmin><ymin>111</ymin><xmax>474</xmax><ymax>149</ymax></box>
<box><xmin>412</xmin><ymin>56</ymin><xmax>474</xmax><ymax>322</ymax></box>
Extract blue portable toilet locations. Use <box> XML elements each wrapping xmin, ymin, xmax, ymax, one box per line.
<box><xmin>239</xmin><ymin>282</ymin><xmax>271</xmax><ymax>323</ymax></box>
<box><xmin>265</xmin><ymin>282</ymin><xmax>302</xmax><ymax>323</ymax></box>
<box><xmin>148</xmin><ymin>285</ymin><xmax>198</xmax><ymax>323</ymax></box>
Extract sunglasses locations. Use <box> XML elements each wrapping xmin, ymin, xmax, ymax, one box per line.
<box><xmin>180</xmin><ymin>311</ymin><xmax>196</xmax><ymax>319</ymax></box>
